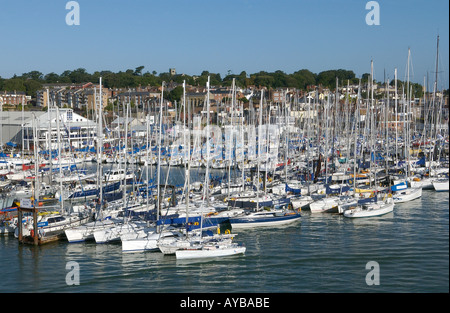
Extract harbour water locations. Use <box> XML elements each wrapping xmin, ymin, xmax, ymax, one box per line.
<box><xmin>1</xmin><ymin>188</ymin><xmax>447</xmax><ymax>293</ymax></box>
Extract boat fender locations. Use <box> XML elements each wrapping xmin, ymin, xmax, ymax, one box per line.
<box><xmin>224</xmin><ymin>229</ymin><xmax>231</xmax><ymax>234</ymax></box>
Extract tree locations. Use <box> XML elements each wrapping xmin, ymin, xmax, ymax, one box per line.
<box><xmin>67</xmin><ymin>68</ymin><xmax>91</xmax><ymax>83</ymax></box>
<box><xmin>361</xmin><ymin>73</ymin><xmax>370</xmax><ymax>83</ymax></box>
<box><xmin>134</xmin><ymin>66</ymin><xmax>145</xmax><ymax>76</ymax></box>
<box><xmin>166</xmin><ymin>86</ymin><xmax>183</xmax><ymax>103</ymax></box>
<box><xmin>24</xmin><ymin>79</ymin><xmax>42</xmax><ymax>97</ymax></box>
<box><xmin>210</xmin><ymin>73</ymin><xmax>221</xmax><ymax>86</ymax></box>
<box><xmin>252</xmin><ymin>73</ymin><xmax>275</xmax><ymax>88</ymax></box>
<box><xmin>44</xmin><ymin>72</ymin><xmax>60</xmax><ymax>83</ymax></box>
<box><xmin>291</xmin><ymin>69</ymin><xmax>316</xmax><ymax>90</ymax></box>
<box><xmin>22</xmin><ymin>71</ymin><xmax>44</xmax><ymax>81</ymax></box>
<box><xmin>317</xmin><ymin>69</ymin><xmax>356</xmax><ymax>89</ymax></box>
<box><xmin>3</xmin><ymin>78</ymin><xmax>26</xmax><ymax>92</ymax></box>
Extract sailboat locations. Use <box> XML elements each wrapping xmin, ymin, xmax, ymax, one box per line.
<box><xmin>121</xmin><ymin>224</ymin><xmax>181</xmax><ymax>252</ymax></box>
<box><xmin>428</xmin><ymin>36</ymin><xmax>449</xmax><ymax>193</ymax></box>
<box><xmin>169</xmin><ymin>77</ymin><xmax>246</xmax><ymax>260</ymax></box>
<box><xmin>64</xmin><ymin>200</ymin><xmax>125</xmax><ymax>243</ymax></box>
<box><xmin>120</xmin><ymin>82</ymin><xmax>170</xmax><ymax>251</ymax></box>
<box><xmin>64</xmin><ymin>79</ymin><xmax>126</xmax><ymax>243</ymax></box>
<box><xmin>432</xmin><ymin>178</ymin><xmax>449</xmax><ymax>192</ymax></box>
<box><xmin>175</xmin><ymin>238</ymin><xmax>246</xmax><ymax>260</ymax></box>
<box><xmin>17</xmin><ymin>105</ymin><xmax>94</xmax><ymax>244</ymax></box>
<box><xmin>343</xmin><ymin>62</ymin><xmax>397</xmax><ymax>219</ymax></box>
<box><xmin>343</xmin><ymin>196</ymin><xmax>394</xmax><ymax>218</ymax></box>
<box><xmin>391</xmin><ymin>181</ymin><xmax>422</xmax><ymax>203</ymax></box>
<box><xmin>228</xmin><ymin>90</ymin><xmax>301</xmax><ymax>228</ymax></box>
<box><xmin>228</xmin><ymin>207</ymin><xmax>301</xmax><ymax>229</ymax></box>
<box><xmin>16</xmin><ymin>209</ymin><xmax>92</xmax><ymax>240</ymax></box>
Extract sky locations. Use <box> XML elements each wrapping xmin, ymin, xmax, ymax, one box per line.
<box><xmin>0</xmin><ymin>0</ymin><xmax>448</xmax><ymax>88</ymax></box>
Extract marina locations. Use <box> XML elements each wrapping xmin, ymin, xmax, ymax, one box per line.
<box><xmin>1</xmin><ymin>41</ymin><xmax>449</xmax><ymax>294</ymax></box>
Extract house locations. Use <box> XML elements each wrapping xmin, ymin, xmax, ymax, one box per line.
<box><xmin>0</xmin><ymin>91</ymin><xmax>27</xmax><ymax>106</ymax></box>
<box><xmin>114</xmin><ymin>90</ymin><xmax>160</xmax><ymax>109</ymax></box>
<box><xmin>36</xmin><ymin>83</ymin><xmax>109</xmax><ymax>110</ymax></box>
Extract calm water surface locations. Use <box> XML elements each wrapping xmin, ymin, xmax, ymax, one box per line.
<box><xmin>1</xmin><ymin>189</ymin><xmax>448</xmax><ymax>293</ymax></box>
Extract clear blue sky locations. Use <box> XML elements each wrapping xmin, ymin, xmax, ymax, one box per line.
<box><xmin>1</xmin><ymin>0</ymin><xmax>448</xmax><ymax>88</ymax></box>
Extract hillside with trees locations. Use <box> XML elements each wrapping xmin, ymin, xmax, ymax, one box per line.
<box><xmin>0</xmin><ymin>67</ymin><xmax>364</xmax><ymax>92</ymax></box>
<box><xmin>0</xmin><ymin>66</ymin><xmax>437</xmax><ymax>102</ymax></box>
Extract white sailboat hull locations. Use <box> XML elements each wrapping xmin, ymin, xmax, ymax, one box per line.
<box><xmin>158</xmin><ymin>239</ymin><xmax>191</xmax><ymax>255</ymax></box>
<box><xmin>393</xmin><ymin>187</ymin><xmax>422</xmax><ymax>203</ymax></box>
<box><xmin>309</xmin><ymin>197</ymin><xmax>339</xmax><ymax>213</ymax></box>
<box><xmin>65</xmin><ymin>219</ymin><xmax>117</xmax><ymax>243</ymax></box>
<box><xmin>55</xmin><ymin>173</ymin><xmax>96</xmax><ymax>183</ymax></box>
<box><xmin>290</xmin><ymin>196</ymin><xmax>314</xmax><ymax>209</ymax></box>
<box><xmin>0</xmin><ymin>221</ymin><xmax>16</xmax><ymax>235</ymax></box>
<box><xmin>229</xmin><ymin>212</ymin><xmax>301</xmax><ymax>229</ymax></box>
<box><xmin>433</xmin><ymin>180</ymin><xmax>449</xmax><ymax>192</ymax></box>
<box><xmin>121</xmin><ymin>231</ymin><xmax>177</xmax><ymax>253</ymax></box>
<box><xmin>175</xmin><ymin>245</ymin><xmax>246</xmax><ymax>260</ymax></box>
<box><xmin>343</xmin><ymin>202</ymin><xmax>394</xmax><ymax>218</ymax></box>
<box><xmin>158</xmin><ymin>234</ymin><xmax>235</xmax><ymax>255</ymax></box>
<box><xmin>409</xmin><ymin>177</ymin><xmax>434</xmax><ymax>190</ymax></box>
<box><xmin>93</xmin><ymin>222</ymin><xmax>146</xmax><ymax>244</ymax></box>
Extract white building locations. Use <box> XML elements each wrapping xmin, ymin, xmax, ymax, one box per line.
<box><xmin>22</xmin><ymin>108</ymin><xmax>98</xmax><ymax>151</ymax></box>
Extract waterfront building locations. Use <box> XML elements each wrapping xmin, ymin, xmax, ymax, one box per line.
<box><xmin>21</xmin><ymin>108</ymin><xmax>97</xmax><ymax>151</ymax></box>
<box><xmin>0</xmin><ymin>111</ymin><xmax>43</xmax><ymax>149</ymax></box>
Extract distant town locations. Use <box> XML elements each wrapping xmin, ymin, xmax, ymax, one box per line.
<box><xmin>0</xmin><ymin>67</ymin><xmax>448</xmax><ymax>148</ymax></box>
<box><xmin>1</xmin><ymin>67</ymin><xmax>448</xmax><ymax>109</ymax></box>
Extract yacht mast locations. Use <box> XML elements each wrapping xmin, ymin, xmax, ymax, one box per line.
<box><xmin>156</xmin><ymin>82</ymin><xmax>164</xmax><ymax>232</ymax></box>
<box><xmin>256</xmin><ymin>90</ymin><xmax>264</xmax><ymax>211</ymax></box>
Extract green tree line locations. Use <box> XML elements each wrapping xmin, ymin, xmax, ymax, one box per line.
<box><xmin>0</xmin><ymin>66</ymin><xmax>433</xmax><ymax>99</ymax></box>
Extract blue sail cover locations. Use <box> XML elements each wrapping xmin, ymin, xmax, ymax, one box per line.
<box><xmin>285</xmin><ymin>184</ymin><xmax>301</xmax><ymax>195</ymax></box>
<box><xmin>157</xmin><ymin>215</ymin><xmax>201</xmax><ymax>226</ymax></box>
<box><xmin>155</xmin><ymin>215</ymin><xmax>229</xmax><ymax>231</ymax></box>
<box><xmin>326</xmin><ymin>184</ymin><xmax>351</xmax><ymax>194</ymax></box>
<box><xmin>391</xmin><ymin>181</ymin><xmax>408</xmax><ymax>192</ymax></box>
<box><xmin>358</xmin><ymin>160</ymin><xmax>370</xmax><ymax>169</ymax></box>
<box><xmin>357</xmin><ymin>196</ymin><xmax>378</xmax><ymax>204</ymax></box>
<box><xmin>415</xmin><ymin>157</ymin><xmax>426</xmax><ymax>166</ymax></box>
<box><xmin>68</xmin><ymin>182</ymin><xmax>121</xmax><ymax>199</ymax></box>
